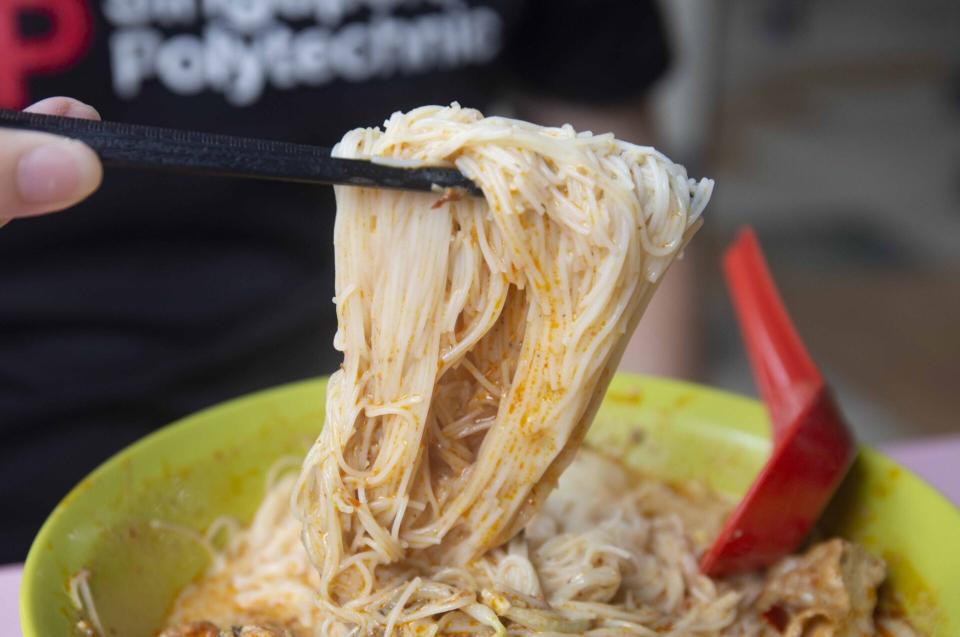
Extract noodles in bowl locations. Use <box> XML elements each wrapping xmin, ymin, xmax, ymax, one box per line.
<box><xmin>162</xmin><ymin>450</ymin><xmax>918</xmax><ymax>637</ymax></box>
<box><xmin>58</xmin><ymin>106</ymin><xmax>929</xmax><ymax>637</ymax></box>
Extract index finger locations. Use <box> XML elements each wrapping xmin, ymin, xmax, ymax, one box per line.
<box><xmin>25</xmin><ymin>97</ymin><xmax>101</xmax><ymax>121</ymax></box>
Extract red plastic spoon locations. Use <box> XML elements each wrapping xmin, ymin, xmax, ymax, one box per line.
<box><xmin>699</xmin><ymin>228</ymin><xmax>857</xmax><ymax>576</ymax></box>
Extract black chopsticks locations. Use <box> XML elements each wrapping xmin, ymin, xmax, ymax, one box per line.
<box><xmin>0</xmin><ymin>109</ymin><xmax>482</xmax><ymax>197</ymax></box>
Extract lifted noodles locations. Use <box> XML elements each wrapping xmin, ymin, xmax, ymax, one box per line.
<box><xmin>294</xmin><ymin>104</ymin><xmax>708</xmax><ymax>633</ymax></box>
<box><xmin>166</xmin><ymin>103</ymin><xmax>712</xmax><ymax>636</ymax></box>
<box><xmin>161</xmin><ymin>105</ymin><xmax>916</xmax><ymax>637</ymax></box>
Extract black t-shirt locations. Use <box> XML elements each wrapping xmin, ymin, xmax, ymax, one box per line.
<box><xmin>0</xmin><ymin>0</ymin><xmax>669</xmax><ymax>561</ymax></box>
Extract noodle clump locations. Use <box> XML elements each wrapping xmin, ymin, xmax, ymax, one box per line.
<box><xmin>161</xmin><ymin>105</ymin><xmax>916</xmax><ymax>637</ymax></box>
<box><xmin>167</xmin><ymin>103</ymin><xmax>719</xmax><ymax>635</ymax></box>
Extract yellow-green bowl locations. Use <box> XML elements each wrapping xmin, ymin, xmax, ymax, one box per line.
<box><xmin>21</xmin><ymin>374</ymin><xmax>960</xmax><ymax>636</ymax></box>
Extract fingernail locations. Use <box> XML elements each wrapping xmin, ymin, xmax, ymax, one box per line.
<box><xmin>16</xmin><ymin>143</ymin><xmax>83</xmax><ymax>205</ymax></box>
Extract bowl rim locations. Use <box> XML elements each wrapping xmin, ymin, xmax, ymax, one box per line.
<box><xmin>20</xmin><ymin>377</ymin><xmax>323</xmax><ymax>637</ymax></box>
<box><xmin>20</xmin><ymin>374</ymin><xmax>960</xmax><ymax>635</ymax></box>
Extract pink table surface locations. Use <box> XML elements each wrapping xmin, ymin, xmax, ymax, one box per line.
<box><xmin>4</xmin><ymin>435</ymin><xmax>958</xmax><ymax>636</ymax></box>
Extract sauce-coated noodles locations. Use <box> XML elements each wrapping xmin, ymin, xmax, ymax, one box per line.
<box><xmin>159</xmin><ymin>106</ymin><xmax>916</xmax><ymax>637</ymax></box>
<box><xmin>293</xmin><ymin>104</ymin><xmax>707</xmax><ymax>632</ymax></box>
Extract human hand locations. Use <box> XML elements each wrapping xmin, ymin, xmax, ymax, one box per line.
<box><xmin>1</xmin><ymin>97</ymin><xmax>103</xmax><ymax>227</ymax></box>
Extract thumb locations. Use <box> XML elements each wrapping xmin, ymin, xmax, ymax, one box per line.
<box><xmin>1</xmin><ymin>98</ymin><xmax>102</xmax><ymax>225</ymax></box>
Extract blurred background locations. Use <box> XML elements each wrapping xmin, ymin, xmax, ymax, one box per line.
<box><xmin>636</xmin><ymin>0</ymin><xmax>960</xmax><ymax>443</ymax></box>
<box><xmin>627</xmin><ymin>0</ymin><xmax>960</xmax><ymax>445</ymax></box>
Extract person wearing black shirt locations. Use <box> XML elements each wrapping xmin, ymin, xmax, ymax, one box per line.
<box><xmin>0</xmin><ymin>0</ymin><xmax>673</xmax><ymax>563</ymax></box>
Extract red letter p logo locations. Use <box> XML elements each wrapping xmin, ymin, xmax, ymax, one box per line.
<box><xmin>0</xmin><ymin>0</ymin><xmax>93</xmax><ymax>108</ymax></box>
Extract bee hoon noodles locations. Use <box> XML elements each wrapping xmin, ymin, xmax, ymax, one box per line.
<box><xmin>166</xmin><ymin>104</ymin><xmax>714</xmax><ymax>636</ymax></box>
